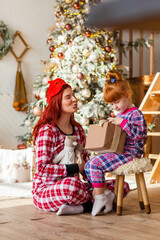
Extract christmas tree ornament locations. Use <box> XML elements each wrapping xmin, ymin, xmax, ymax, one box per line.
<box><xmin>111</xmin><ymin>57</ymin><xmax>114</xmax><ymax>62</ymax></box>
<box><xmin>25</xmin><ymin>119</ymin><xmax>32</xmax><ymax>127</ymax></box>
<box><xmin>65</xmin><ymin>24</ymin><xmax>72</xmax><ymax>30</ymax></box>
<box><xmin>47</xmin><ymin>38</ymin><xmax>52</xmax><ymax>44</ymax></box>
<box><xmin>33</xmin><ymin>107</ymin><xmax>42</xmax><ymax>116</ymax></box>
<box><xmin>73</xmin><ymin>2</ymin><xmax>80</xmax><ymax>9</ymax></box>
<box><xmin>35</xmin><ymin>94</ymin><xmax>40</xmax><ymax>100</ymax></box>
<box><xmin>49</xmin><ymin>45</ymin><xmax>55</xmax><ymax>52</ymax></box>
<box><xmin>68</xmin><ymin>40</ymin><xmax>72</xmax><ymax>45</ymax></box>
<box><xmin>83</xmin><ymin>49</ymin><xmax>90</xmax><ymax>58</ymax></box>
<box><xmin>58</xmin><ymin>52</ymin><xmax>65</xmax><ymax>59</ymax></box>
<box><xmin>55</xmin><ymin>11</ymin><xmax>61</xmax><ymax>18</ymax></box>
<box><xmin>50</xmin><ymin>53</ymin><xmax>54</xmax><ymax>58</ymax></box>
<box><xmin>77</xmin><ymin>72</ymin><xmax>84</xmax><ymax>79</ymax></box>
<box><xmin>110</xmin><ymin>112</ymin><xmax>116</xmax><ymax>118</ymax></box>
<box><xmin>85</xmin><ymin>30</ymin><xmax>91</xmax><ymax>37</ymax></box>
<box><xmin>65</xmin><ymin>0</ymin><xmax>73</xmax><ymax>4</ymax></box>
<box><xmin>105</xmin><ymin>46</ymin><xmax>112</xmax><ymax>53</ymax></box>
<box><xmin>81</xmin><ymin>88</ymin><xmax>91</xmax><ymax>98</ymax></box>
<box><xmin>72</xmin><ymin>64</ymin><xmax>79</xmax><ymax>73</ymax></box>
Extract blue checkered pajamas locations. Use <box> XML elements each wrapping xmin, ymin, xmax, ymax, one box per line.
<box><xmin>85</xmin><ymin>107</ymin><xmax>147</xmax><ymax>188</ymax></box>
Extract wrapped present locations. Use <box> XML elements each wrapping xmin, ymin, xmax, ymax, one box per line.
<box><xmin>85</xmin><ymin>121</ymin><xmax>126</xmax><ymax>154</ymax></box>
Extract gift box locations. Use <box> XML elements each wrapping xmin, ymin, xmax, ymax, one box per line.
<box><xmin>85</xmin><ymin>121</ymin><xmax>126</xmax><ymax>154</ymax></box>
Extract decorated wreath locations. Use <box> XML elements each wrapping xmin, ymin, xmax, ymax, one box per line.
<box><xmin>0</xmin><ymin>20</ymin><xmax>14</xmax><ymax>59</ymax></box>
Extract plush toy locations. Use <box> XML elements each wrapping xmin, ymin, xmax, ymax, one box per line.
<box><xmin>53</xmin><ymin>136</ymin><xmax>83</xmax><ymax>165</ymax></box>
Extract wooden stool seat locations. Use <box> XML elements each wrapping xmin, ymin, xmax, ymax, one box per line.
<box><xmin>111</xmin><ymin>158</ymin><xmax>152</xmax><ymax>216</ymax></box>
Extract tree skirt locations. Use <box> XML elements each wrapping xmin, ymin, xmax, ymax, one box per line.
<box><xmin>0</xmin><ymin>181</ymin><xmax>32</xmax><ymax>198</ymax></box>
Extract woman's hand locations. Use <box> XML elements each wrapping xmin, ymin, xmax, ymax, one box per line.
<box><xmin>107</xmin><ymin>117</ymin><xmax>123</xmax><ymax>125</ymax></box>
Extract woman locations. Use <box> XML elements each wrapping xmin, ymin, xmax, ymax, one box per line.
<box><xmin>32</xmin><ymin>78</ymin><xmax>129</xmax><ymax>216</ymax></box>
<box><xmin>32</xmin><ymin>78</ymin><xmax>93</xmax><ymax>215</ymax></box>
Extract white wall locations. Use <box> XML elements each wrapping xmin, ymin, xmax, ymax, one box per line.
<box><xmin>0</xmin><ymin>0</ymin><xmax>55</xmax><ymax>149</ymax></box>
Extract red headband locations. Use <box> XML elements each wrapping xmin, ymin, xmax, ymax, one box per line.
<box><xmin>47</xmin><ymin>78</ymin><xmax>71</xmax><ymax>103</ymax></box>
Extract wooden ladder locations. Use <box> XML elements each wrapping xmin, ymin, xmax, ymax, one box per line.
<box><xmin>139</xmin><ymin>72</ymin><xmax>160</xmax><ymax>183</ymax></box>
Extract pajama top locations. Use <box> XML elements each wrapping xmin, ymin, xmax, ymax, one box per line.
<box><xmin>85</xmin><ymin>107</ymin><xmax>147</xmax><ymax>187</ymax></box>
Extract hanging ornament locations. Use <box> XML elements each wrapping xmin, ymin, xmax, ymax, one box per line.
<box><xmin>33</xmin><ymin>107</ymin><xmax>42</xmax><ymax>116</ymax></box>
<box><xmin>49</xmin><ymin>45</ymin><xmax>55</xmax><ymax>52</ymax></box>
<box><xmin>25</xmin><ymin>119</ymin><xmax>32</xmax><ymax>127</ymax></box>
<box><xmin>85</xmin><ymin>30</ymin><xmax>92</xmax><ymax>37</ymax></box>
<box><xmin>68</xmin><ymin>41</ymin><xmax>72</xmax><ymax>45</ymax></box>
<box><xmin>65</xmin><ymin>24</ymin><xmax>72</xmax><ymax>30</ymax></box>
<box><xmin>72</xmin><ymin>64</ymin><xmax>79</xmax><ymax>73</ymax></box>
<box><xmin>35</xmin><ymin>94</ymin><xmax>40</xmax><ymax>100</ymax></box>
<box><xmin>50</xmin><ymin>53</ymin><xmax>54</xmax><ymax>58</ymax></box>
<box><xmin>55</xmin><ymin>11</ymin><xmax>61</xmax><ymax>18</ymax></box>
<box><xmin>111</xmin><ymin>57</ymin><xmax>114</xmax><ymax>62</ymax></box>
<box><xmin>65</xmin><ymin>0</ymin><xmax>73</xmax><ymax>3</ymax></box>
<box><xmin>110</xmin><ymin>112</ymin><xmax>116</xmax><ymax>118</ymax></box>
<box><xmin>82</xmin><ymin>88</ymin><xmax>91</xmax><ymax>98</ymax></box>
<box><xmin>46</xmin><ymin>38</ymin><xmax>52</xmax><ymax>44</ymax></box>
<box><xmin>105</xmin><ymin>46</ymin><xmax>112</xmax><ymax>53</ymax></box>
<box><xmin>73</xmin><ymin>2</ymin><xmax>80</xmax><ymax>9</ymax></box>
<box><xmin>77</xmin><ymin>72</ymin><xmax>84</xmax><ymax>79</ymax></box>
<box><xmin>58</xmin><ymin>52</ymin><xmax>65</xmax><ymax>59</ymax></box>
<box><xmin>42</xmin><ymin>76</ymin><xmax>50</xmax><ymax>84</ymax></box>
<box><xmin>83</xmin><ymin>49</ymin><xmax>90</xmax><ymax>58</ymax></box>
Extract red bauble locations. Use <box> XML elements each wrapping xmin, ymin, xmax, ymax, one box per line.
<box><xmin>49</xmin><ymin>45</ymin><xmax>55</xmax><ymax>52</ymax></box>
<box><xmin>50</xmin><ymin>53</ymin><xmax>54</xmax><ymax>58</ymax></box>
<box><xmin>85</xmin><ymin>30</ymin><xmax>91</xmax><ymax>37</ymax></box>
<box><xmin>47</xmin><ymin>38</ymin><xmax>52</xmax><ymax>44</ymax></box>
<box><xmin>73</xmin><ymin>2</ymin><xmax>80</xmax><ymax>9</ymax></box>
<box><xmin>65</xmin><ymin>24</ymin><xmax>72</xmax><ymax>30</ymax></box>
<box><xmin>77</xmin><ymin>72</ymin><xmax>84</xmax><ymax>79</ymax></box>
<box><xmin>35</xmin><ymin>94</ymin><xmax>40</xmax><ymax>100</ymax></box>
<box><xmin>105</xmin><ymin>46</ymin><xmax>111</xmax><ymax>53</ymax></box>
<box><xmin>17</xmin><ymin>143</ymin><xmax>27</xmax><ymax>150</ymax></box>
<box><xmin>55</xmin><ymin>11</ymin><xmax>61</xmax><ymax>18</ymax></box>
<box><xmin>68</xmin><ymin>41</ymin><xmax>72</xmax><ymax>45</ymax></box>
<box><xmin>58</xmin><ymin>52</ymin><xmax>64</xmax><ymax>59</ymax></box>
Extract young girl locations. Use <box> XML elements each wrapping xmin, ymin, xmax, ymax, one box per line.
<box><xmin>85</xmin><ymin>70</ymin><xmax>147</xmax><ymax>216</ymax></box>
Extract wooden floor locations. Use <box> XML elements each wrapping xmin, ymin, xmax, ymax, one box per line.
<box><xmin>0</xmin><ymin>181</ymin><xmax>160</xmax><ymax>240</ymax></box>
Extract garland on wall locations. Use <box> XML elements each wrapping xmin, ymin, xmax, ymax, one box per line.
<box><xmin>0</xmin><ymin>20</ymin><xmax>14</xmax><ymax>59</ymax></box>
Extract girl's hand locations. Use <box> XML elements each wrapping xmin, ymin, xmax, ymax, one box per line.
<box><xmin>107</xmin><ymin>117</ymin><xmax>123</xmax><ymax>125</ymax></box>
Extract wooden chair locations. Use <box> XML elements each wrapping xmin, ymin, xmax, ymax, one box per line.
<box><xmin>111</xmin><ymin>157</ymin><xmax>152</xmax><ymax>216</ymax></box>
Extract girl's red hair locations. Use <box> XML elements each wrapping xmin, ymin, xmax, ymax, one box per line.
<box><xmin>103</xmin><ymin>70</ymin><xmax>132</xmax><ymax>103</ymax></box>
<box><xmin>32</xmin><ymin>85</ymin><xmax>81</xmax><ymax>145</ymax></box>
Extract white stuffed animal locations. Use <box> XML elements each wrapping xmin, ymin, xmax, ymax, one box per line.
<box><xmin>53</xmin><ymin>136</ymin><xmax>83</xmax><ymax>165</ymax></box>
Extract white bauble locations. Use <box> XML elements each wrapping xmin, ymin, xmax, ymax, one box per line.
<box><xmin>83</xmin><ymin>49</ymin><xmax>90</xmax><ymax>58</ymax></box>
<box><xmin>39</xmin><ymin>90</ymin><xmax>46</xmax><ymax>99</ymax></box>
<box><xmin>80</xmin><ymin>117</ymin><xmax>89</xmax><ymax>126</ymax></box>
<box><xmin>72</xmin><ymin>64</ymin><xmax>79</xmax><ymax>73</ymax></box>
<box><xmin>88</xmin><ymin>53</ymin><xmax>97</xmax><ymax>62</ymax></box>
<box><xmin>82</xmin><ymin>88</ymin><xmax>91</xmax><ymax>98</ymax></box>
<box><xmin>42</xmin><ymin>76</ymin><xmax>50</xmax><ymax>84</ymax></box>
<box><xmin>25</xmin><ymin>119</ymin><xmax>32</xmax><ymax>127</ymax></box>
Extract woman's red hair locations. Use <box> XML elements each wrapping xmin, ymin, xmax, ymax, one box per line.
<box><xmin>32</xmin><ymin>85</ymin><xmax>81</xmax><ymax>145</ymax></box>
<box><xmin>103</xmin><ymin>70</ymin><xmax>132</xmax><ymax>103</ymax></box>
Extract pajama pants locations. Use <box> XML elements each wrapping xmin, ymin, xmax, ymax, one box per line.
<box><xmin>85</xmin><ymin>152</ymin><xmax>132</xmax><ymax>188</ymax></box>
<box><xmin>33</xmin><ymin>176</ymin><xmax>130</xmax><ymax>212</ymax></box>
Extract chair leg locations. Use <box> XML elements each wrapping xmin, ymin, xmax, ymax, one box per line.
<box><xmin>116</xmin><ymin>175</ymin><xmax>125</xmax><ymax>216</ymax></box>
<box><xmin>138</xmin><ymin>172</ymin><xmax>151</xmax><ymax>214</ymax></box>
<box><xmin>135</xmin><ymin>173</ymin><xmax>145</xmax><ymax>210</ymax></box>
<box><xmin>113</xmin><ymin>175</ymin><xmax>119</xmax><ymax>211</ymax></box>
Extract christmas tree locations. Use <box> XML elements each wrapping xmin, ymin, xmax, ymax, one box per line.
<box><xmin>18</xmin><ymin>0</ymin><xmax>152</xmax><ymax>146</ymax></box>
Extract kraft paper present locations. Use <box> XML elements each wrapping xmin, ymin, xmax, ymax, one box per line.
<box><xmin>85</xmin><ymin>121</ymin><xmax>126</xmax><ymax>154</ymax></box>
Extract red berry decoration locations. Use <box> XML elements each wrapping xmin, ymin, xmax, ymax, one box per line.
<box><xmin>50</xmin><ymin>53</ymin><xmax>54</xmax><ymax>58</ymax></box>
<box><xmin>77</xmin><ymin>72</ymin><xmax>84</xmax><ymax>79</ymax></box>
<box><xmin>55</xmin><ymin>11</ymin><xmax>61</xmax><ymax>18</ymax></box>
<box><xmin>47</xmin><ymin>38</ymin><xmax>52</xmax><ymax>44</ymax></box>
<box><xmin>105</xmin><ymin>46</ymin><xmax>111</xmax><ymax>53</ymax></box>
<box><xmin>65</xmin><ymin>24</ymin><xmax>72</xmax><ymax>30</ymax></box>
<box><xmin>68</xmin><ymin>41</ymin><xmax>72</xmax><ymax>45</ymax></box>
<box><xmin>58</xmin><ymin>52</ymin><xmax>64</xmax><ymax>59</ymax></box>
<box><xmin>49</xmin><ymin>45</ymin><xmax>55</xmax><ymax>52</ymax></box>
<box><xmin>73</xmin><ymin>2</ymin><xmax>80</xmax><ymax>9</ymax></box>
<box><xmin>85</xmin><ymin>30</ymin><xmax>91</xmax><ymax>37</ymax></box>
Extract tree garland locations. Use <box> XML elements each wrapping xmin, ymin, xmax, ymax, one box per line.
<box><xmin>0</xmin><ymin>20</ymin><xmax>14</xmax><ymax>59</ymax></box>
